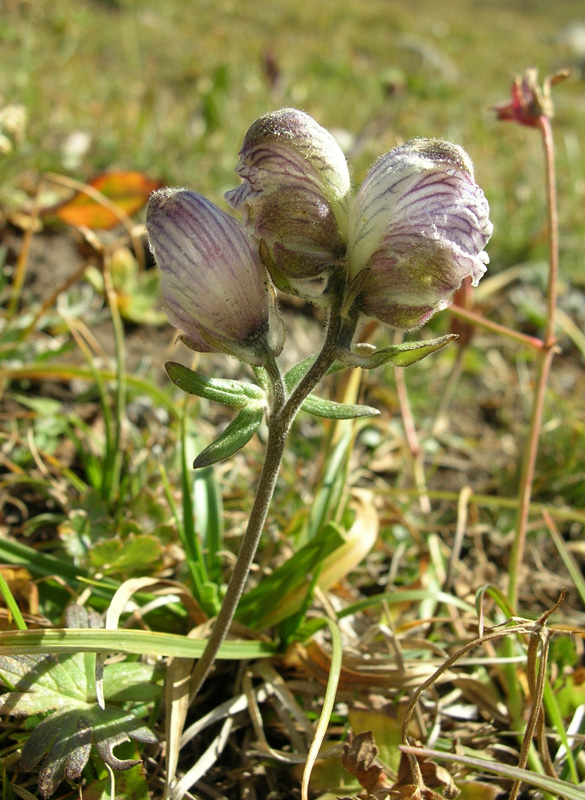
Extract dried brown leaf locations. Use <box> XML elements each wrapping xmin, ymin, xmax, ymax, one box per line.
<box><xmin>394</xmin><ymin>751</ymin><xmax>459</xmax><ymax>799</ymax></box>
<box><xmin>342</xmin><ymin>731</ymin><xmax>390</xmax><ymax>794</ymax></box>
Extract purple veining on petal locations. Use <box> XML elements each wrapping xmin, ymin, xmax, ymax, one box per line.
<box><xmin>146</xmin><ymin>189</ymin><xmax>278</xmax><ymax>353</ymax></box>
<box><xmin>347</xmin><ymin>138</ymin><xmax>492</xmax><ymax>330</ymax></box>
<box><xmin>225</xmin><ymin>109</ymin><xmax>351</xmax><ymax>281</ymax></box>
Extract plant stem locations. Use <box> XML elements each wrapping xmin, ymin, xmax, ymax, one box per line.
<box><xmin>188</xmin><ymin>304</ymin><xmax>350</xmax><ymax>701</ymax></box>
<box><xmin>448</xmin><ymin>305</ymin><xmax>543</xmax><ymax>351</ymax></box>
<box><xmin>507</xmin><ymin>115</ymin><xmax>559</xmax><ymax>610</ymax></box>
<box><xmin>540</xmin><ymin>117</ymin><xmax>559</xmax><ymax>350</ymax></box>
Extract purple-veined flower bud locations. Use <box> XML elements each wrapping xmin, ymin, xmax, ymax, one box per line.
<box><xmin>347</xmin><ymin>138</ymin><xmax>493</xmax><ymax>330</ymax></box>
<box><xmin>225</xmin><ymin>108</ymin><xmax>351</xmax><ymax>290</ymax></box>
<box><xmin>147</xmin><ymin>188</ymin><xmax>284</xmax><ymax>364</ymax></box>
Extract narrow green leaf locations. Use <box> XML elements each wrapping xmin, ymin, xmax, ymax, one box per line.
<box><xmin>193</xmin><ymin>462</ymin><xmax>224</xmax><ymax>584</ymax></box>
<box><xmin>306</xmin><ymin>428</ymin><xmax>354</xmax><ymax>541</ymax></box>
<box><xmin>283</xmin><ymin>354</ymin><xmax>346</xmax><ymax>392</ymax></box>
<box><xmin>236</xmin><ymin>522</ymin><xmax>346</xmax><ymax>628</ymax></box>
<box><xmin>166</xmin><ymin>362</ymin><xmax>265</xmax><ymax>406</ymax></box>
<box><xmin>0</xmin><ymin>628</ymin><xmax>277</xmax><ymax>659</ymax></box>
<box><xmin>0</xmin><ymin>537</ymin><xmax>188</xmax><ymax>622</ymax></box>
<box><xmin>284</xmin><ymin>354</ymin><xmax>318</xmax><ymax>391</ymax></box>
<box><xmin>301</xmin><ymin>393</ymin><xmax>379</xmax><ymax>420</ymax></box>
<box><xmin>193</xmin><ymin>405</ymin><xmax>265</xmax><ymax>468</ymax></box>
<box><xmin>284</xmin><ymin>337</ymin><xmax>455</xmax><ymax>389</ymax></box>
<box><xmin>0</xmin><ymin>571</ymin><xmax>27</xmax><ymax>630</ymax></box>
<box><xmin>546</xmin><ymin>516</ymin><xmax>585</xmax><ymax>608</ymax></box>
<box><xmin>180</xmin><ymin>412</ymin><xmax>209</xmax><ymax>598</ymax></box>
<box><xmin>339</xmin><ymin>335</ymin><xmax>457</xmax><ymax>369</ymax></box>
<box><xmin>475</xmin><ymin>583</ymin><xmax>515</xmax><ymax>620</ymax></box>
<box><xmin>3</xmin><ymin>365</ymin><xmax>180</xmax><ymax>416</ymax></box>
<box><xmin>403</xmin><ymin>745</ymin><xmax>585</xmax><ymax>800</ymax></box>
<box><xmin>542</xmin><ymin>681</ymin><xmax>579</xmax><ymax>784</ymax></box>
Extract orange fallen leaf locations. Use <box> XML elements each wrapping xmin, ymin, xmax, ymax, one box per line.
<box><xmin>48</xmin><ymin>170</ymin><xmax>162</xmax><ymax>230</ymax></box>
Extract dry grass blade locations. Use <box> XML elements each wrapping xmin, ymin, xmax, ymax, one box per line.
<box><xmin>253</xmin><ymin>660</ymin><xmax>314</xmax><ymax>740</ymax></box>
<box><xmin>301</xmin><ymin>617</ymin><xmax>342</xmax><ymax>800</ymax></box>
<box><xmin>104</xmin><ymin>578</ymin><xmax>205</xmax><ymax>631</ymax></box>
<box><xmin>170</xmin><ymin>716</ymin><xmax>234</xmax><ymax>800</ymax></box>
<box><xmin>164</xmin><ymin>653</ymin><xmax>195</xmax><ymax>800</ymax></box>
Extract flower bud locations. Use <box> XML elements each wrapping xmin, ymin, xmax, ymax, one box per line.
<box><xmin>494</xmin><ymin>68</ymin><xmax>569</xmax><ymax>128</ymax></box>
<box><xmin>347</xmin><ymin>139</ymin><xmax>492</xmax><ymax>330</ymax></box>
<box><xmin>225</xmin><ymin>108</ymin><xmax>351</xmax><ymax>288</ymax></box>
<box><xmin>147</xmin><ymin>189</ymin><xmax>284</xmax><ymax>364</ymax></box>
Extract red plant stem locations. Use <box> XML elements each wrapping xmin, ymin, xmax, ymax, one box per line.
<box><xmin>448</xmin><ymin>305</ymin><xmax>543</xmax><ymax>352</ymax></box>
<box><xmin>507</xmin><ymin>115</ymin><xmax>559</xmax><ymax>609</ymax></box>
<box><xmin>540</xmin><ymin>116</ymin><xmax>559</xmax><ymax>348</ymax></box>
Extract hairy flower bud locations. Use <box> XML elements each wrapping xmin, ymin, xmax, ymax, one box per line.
<box><xmin>225</xmin><ymin>108</ymin><xmax>351</xmax><ymax>293</ymax></box>
<box><xmin>347</xmin><ymin>139</ymin><xmax>493</xmax><ymax>330</ymax></box>
<box><xmin>147</xmin><ymin>189</ymin><xmax>284</xmax><ymax>364</ymax></box>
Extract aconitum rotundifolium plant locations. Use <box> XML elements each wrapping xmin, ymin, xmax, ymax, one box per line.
<box><xmin>145</xmin><ymin>107</ymin><xmax>493</xmax><ymax>705</ymax></box>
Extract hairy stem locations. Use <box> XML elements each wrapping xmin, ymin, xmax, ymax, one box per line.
<box><xmin>188</xmin><ymin>302</ymin><xmax>351</xmax><ymax>701</ymax></box>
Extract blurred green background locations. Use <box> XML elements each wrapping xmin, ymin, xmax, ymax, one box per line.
<box><xmin>2</xmin><ymin>0</ymin><xmax>585</xmax><ymax>278</ymax></box>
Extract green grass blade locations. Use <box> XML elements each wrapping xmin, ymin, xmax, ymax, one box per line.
<box><xmin>402</xmin><ymin>745</ymin><xmax>585</xmax><ymax>800</ymax></box>
<box><xmin>337</xmin><ymin>588</ymin><xmax>476</xmax><ymax>619</ymax></box>
<box><xmin>236</xmin><ymin>522</ymin><xmax>345</xmax><ymax>629</ymax></box>
<box><xmin>0</xmin><ymin>537</ymin><xmax>187</xmax><ymax>622</ymax></box>
<box><xmin>0</xmin><ymin>628</ymin><xmax>276</xmax><ymax>659</ymax></box>
<box><xmin>542</xmin><ymin>680</ymin><xmax>579</xmax><ymax>784</ymax></box>
<box><xmin>0</xmin><ymin>365</ymin><xmax>179</xmax><ymax>416</ymax></box>
<box><xmin>101</xmin><ymin>264</ymin><xmax>127</xmax><ymax>503</ymax></box>
<box><xmin>306</xmin><ymin>427</ymin><xmax>354</xmax><ymax>542</ymax></box>
<box><xmin>545</xmin><ymin>511</ymin><xmax>585</xmax><ymax>607</ymax></box>
<box><xmin>0</xmin><ymin>571</ymin><xmax>27</xmax><ymax>630</ymax></box>
<box><xmin>180</xmin><ymin>406</ymin><xmax>209</xmax><ymax>602</ymax></box>
<box><xmin>193</xmin><ymin>463</ymin><xmax>224</xmax><ymax>585</ymax></box>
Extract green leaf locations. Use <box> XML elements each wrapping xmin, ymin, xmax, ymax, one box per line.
<box><xmin>284</xmin><ymin>354</ymin><xmax>319</xmax><ymax>391</ymax></box>
<box><xmin>100</xmin><ymin>662</ymin><xmax>163</xmax><ymax>703</ymax></box>
<box><xmin>88</xmin><ymin>534</ymin><xmax>164</xmax><ymax>577</ymax></box>
<box><xmin>283</xmin><ymin>336</ymin><xmax>455</xmax><ymax>389</ymax></box>
<box><xmin>236</xmin><ymin>522</ymin><xmax>346</xmax><ymax>628</ymax></box>
<box><xmin>0</xmin><ymin>652</ymin><xmax>159</xmax><ymax>798</ymax></box>
<box><xmin>0</xmin><ymin>653</ymin><xmax>94</xmax><ymax>715</ymax></box>
<box><xmin>82</xmin><ymin>760</ymin><xmax>150</xmax><ymax>800</ymax></box>
<box><xmin>0</xmin><ymin>628</ymin><xmax>277</xmax><ymax>659</ymax></box>
<box><xmin>193</xmin><ymin>405</ymin><xmax>265</xmax><ymax>468</ymax></box>
<box><xmin>338</xmin><ymin>335</ymin><xmax>457</xmax><ymax>369</ymax></box>
<box><xmin>20</xmin><ymin>705</ymin><xmax>156</xmax><ymax>798</ymax></box>
<box><xmin>300</xmin><ymin>393</ymin><xmax>379</xmax><ymax>420</ymax></box>
<box><xmin>404</xmin><ymin>745</ymin><xmax>585</xmax><ymax>800</ymax></box>
<box><xmin>283</xmin><ymin>354</ymin><xmax>347</xmax><ymax>393</ymax></box>
<box><xmin>165</xmin><ymin>361</ymin><xmax>265</xmax><ymax>406</ymax></box>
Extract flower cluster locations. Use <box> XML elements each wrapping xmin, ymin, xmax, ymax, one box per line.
<box><xmin>147</xmin><ymin>109</ymin><xmax>492</xmax><ymax>365</ymax></box>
